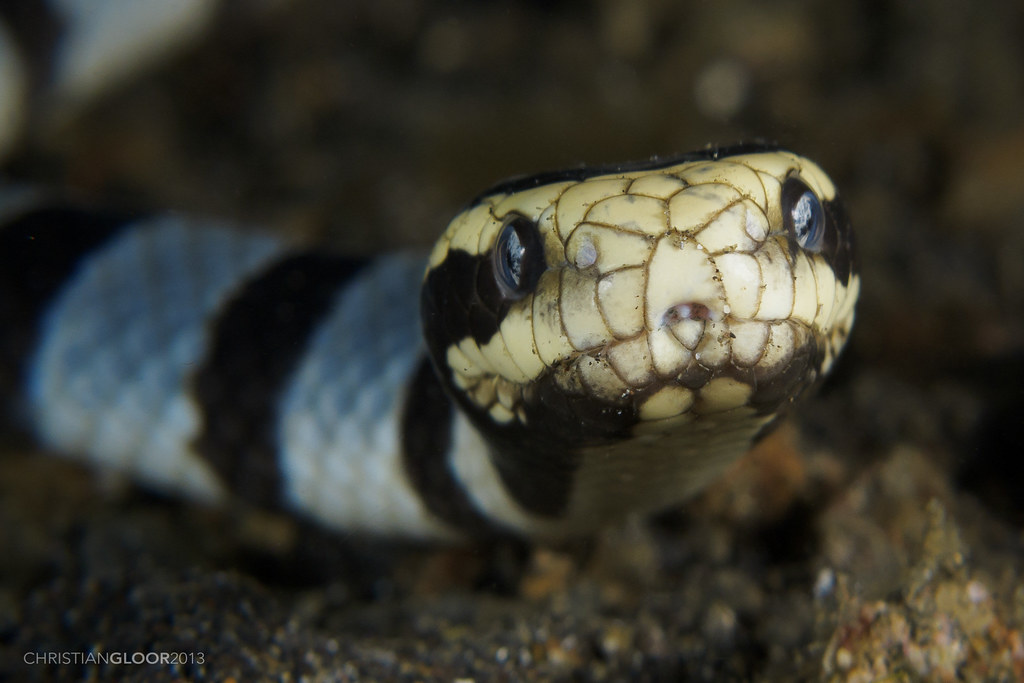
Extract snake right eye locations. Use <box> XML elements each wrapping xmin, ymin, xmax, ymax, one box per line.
<box><xmin>493</xmin><ymin>214</ymin><xmax>543</xmax><ymax>299</ymax></box>
<box><xmin>782</xmin><ymin>176</ymin><xmax>826</xmax><ymax>252</ymax></box>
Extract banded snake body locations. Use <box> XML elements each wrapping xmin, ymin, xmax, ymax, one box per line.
<box><xmin>1</xmin><ymin>146</ymin><xmax>858</xmax><ymax>540</ymax></box>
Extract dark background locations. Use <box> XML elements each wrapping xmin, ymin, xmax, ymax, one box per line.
<box><xmin>3</xmin><ymin>1</ymin><xmax>1023</xmax><ymax>680</ymax></box>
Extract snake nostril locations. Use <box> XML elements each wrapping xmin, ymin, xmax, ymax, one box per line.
<box><xmin>661</xmin><ymin>302</ymin><xmax>721</xmax><ymax>326</ymax></box>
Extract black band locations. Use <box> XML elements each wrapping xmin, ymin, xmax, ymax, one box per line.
<box><xmin>191</xmin><ymin>252</ymin><xmax>367</xmax><ymax>507</ymax></box>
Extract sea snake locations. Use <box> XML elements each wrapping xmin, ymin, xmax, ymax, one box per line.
<box><xmin>0</xmin><ymin>146</ymin><xmax>858</xmax><ymax>540</ymax></box>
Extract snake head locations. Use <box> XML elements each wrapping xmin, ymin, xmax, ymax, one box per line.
<box><xmin>421</xmin><ymin>147</ymin><xmax>858</xmax><ymax>524</ymax></box>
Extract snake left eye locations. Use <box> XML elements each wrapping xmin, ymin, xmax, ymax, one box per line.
<box><xmin>493</xmin><ymin>214</ymin><xmax>544</xmax><ymax>299</ymax></box>
<box><xmin>782</xmin><ymin>176</ymin><xmax>825</xmax><ymax>252</ymax></box>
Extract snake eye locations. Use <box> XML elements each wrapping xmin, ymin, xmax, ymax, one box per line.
<box><xmin>493</xmin><ymin>214</ymin><xmax>544</xmax><ymax>299</ymax></box>
<box><xmin>782</xmin><ymin>176</ymin><xmax>825</xmax><ymax>252</ymax></box>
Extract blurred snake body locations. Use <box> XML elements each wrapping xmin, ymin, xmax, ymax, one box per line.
<box><xmin>0</xmin><ymin>146</ymin><xmax>858</xmax><ymax>540</ymax></box>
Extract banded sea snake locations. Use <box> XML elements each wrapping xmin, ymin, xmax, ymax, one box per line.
<box><xmin>0</xmin><ymin>3</ymin><xmax>858</xmax><ymax>541</ymax></box>
<box><xmin>0</xmin><ymin>146</ymin><xmax>858</xmax><ymax>541</ymax></box>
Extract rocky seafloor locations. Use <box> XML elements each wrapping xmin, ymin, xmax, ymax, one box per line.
<box><xmin>2</xmin><ymin>1</ymin><xmax>1023</xmax><ymax>680</ymax></box>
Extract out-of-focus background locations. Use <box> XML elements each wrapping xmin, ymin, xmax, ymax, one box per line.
<box><xmin>2</xmin><ymin>1</ymin><xmax>1022</xmax><ymax>680</ymax></box>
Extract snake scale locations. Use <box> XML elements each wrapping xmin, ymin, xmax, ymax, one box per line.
<box><xmin>0</xmin><ymin>5</ymin><xmax>858</xmax><ymax>541</ymax></box>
